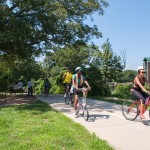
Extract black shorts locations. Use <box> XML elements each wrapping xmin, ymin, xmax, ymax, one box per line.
<box><xmin>73</xmin><ymin>86</ymin><xmax>83</xmax><ymax>95</ymax></box>
<box><xmin>63</xmin><ymin>83</ymin><xmax>71</xmax><ymax>89</ymax></box>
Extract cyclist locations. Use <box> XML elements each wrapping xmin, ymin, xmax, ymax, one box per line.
<box><xmin>72</xmin><ymin>67</ymin><xmax>91</xmax><ymax>117</ymax></box>
<box><xmin>131</xmin><ymin>66</ymin><xmax>150</xmax><ymax>119</ymax></box>
<box><xmin>62</xmin><ymin>67</ymin><xmax>73</xmax><ymax>97</ymax></box>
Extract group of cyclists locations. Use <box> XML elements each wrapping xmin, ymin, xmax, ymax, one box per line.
<box><xmin>45</xmin><ymin>65</ymin><xmax>150</xmax><ymax>120</ymax></box>
<box><xmin>62</xmin><ymin>66</ymin><xmax>91</xmax><ymax>117</ymax></box>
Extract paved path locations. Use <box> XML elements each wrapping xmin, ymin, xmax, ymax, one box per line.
<box><xmin>35</xmin><ymin>94</ymin><xmax>150</xmax><ymax>150</ymax></box>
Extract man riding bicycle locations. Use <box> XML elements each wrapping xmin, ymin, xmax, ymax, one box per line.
<box><xmin>62</xmin><ymin>67</ymin><xmax>73</xmax><ymax>97</ymax></box>
<box><xmin>131</xmin><ymin>66</ymin><xmax>150</xmax><ymax>119</ymax></box>
<box><xmin>71</xmin><ymin>67</ymin><xmax>91</xmax><ymax>117</ymax></box>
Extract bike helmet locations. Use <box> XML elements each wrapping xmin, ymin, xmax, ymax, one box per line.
<box><xmin>75</xmin><ymin>66</ymin><xmax>82</xmax><ymax>72</ymax></box>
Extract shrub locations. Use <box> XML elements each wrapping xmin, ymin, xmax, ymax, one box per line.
<box><xmin>113</xmin><ymin>83</ymin><xmax>133</xmax><ymax>99</ymax></box>
<box><xmin>50</xmin><ymin>85</ymin><xmax>64</xmax><ymax>94</ymax></box>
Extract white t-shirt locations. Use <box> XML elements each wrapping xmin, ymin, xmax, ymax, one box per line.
<box><xmin>18</xmin><ymin>82</ymin><xmax>23</xmax><ymax>88</ymax></box>
<box><xmin>27</xmin><ymin>81</ymin><xmax>33</xmax><ymax>88</ymax></box>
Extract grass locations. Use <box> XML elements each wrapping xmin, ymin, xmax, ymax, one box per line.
<box><xmin>0</xmin><ymin>98</ymin><xmax>114</xmax><ymax>150</ymax></box>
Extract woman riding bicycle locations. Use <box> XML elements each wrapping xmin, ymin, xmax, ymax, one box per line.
<box><xmin>131</xmin><ymin>66</ymin><xmax>150</xmax><ymax>119</ymax></box>
<box><xmin>72</xmin><ymin>67</ymin><xmax>91</xmax><ymax>117</ymax></box>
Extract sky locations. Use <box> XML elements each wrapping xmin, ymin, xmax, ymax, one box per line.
<box><xmin>87</xmin><ymin>0</ymin><xmax>150</xmax><ymax>70</ymax></box>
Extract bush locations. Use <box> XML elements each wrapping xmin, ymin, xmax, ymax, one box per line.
<box><xmin>50</xmin><ymin>85</ymin><xmax>64</xmax><ymax>94</ymax></box>
<box><xmin>113</xmin><ymin>83</ymin><xmax>133</xmax><ymax>99</ymax></box>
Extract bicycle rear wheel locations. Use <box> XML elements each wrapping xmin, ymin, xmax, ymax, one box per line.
<box><xmin>83</xmin><ymin>106</ymin><xmax>89</xmax><ymax>121</ymax></box>
<box><xmin>70</xmin><ymin>93</ymin><xmax>74</xmax><ymax>106</ymax></box>
<box><xmin>65</xmin><ymin>93</ymin><xmax>69</xmax><ymax>105</ymax></box>
<box><xmin>121</xmin><ymin>100</ymin><xmax>139</xmax><ymax>121</ymax></box>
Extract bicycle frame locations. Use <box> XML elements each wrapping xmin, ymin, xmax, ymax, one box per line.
<box><xmin>134</xmin><ymin>97</ymin><xmax>150</xmax><ymax>114</ymax></box>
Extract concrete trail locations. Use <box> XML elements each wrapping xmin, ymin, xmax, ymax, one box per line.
<box><xmin>35</xmin><ymin>94</ymin><xmax>150</xmax><ymax>150</ymax></box>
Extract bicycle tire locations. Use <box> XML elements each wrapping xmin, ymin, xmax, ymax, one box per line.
<box><xmin>65</xmin><ymin>93</ymin><xmax>69</xmax><ymax>105</ymax></box>
<box><xmin>83</xmin><ymin>106</ymin><xmax>89</xmax><ymax>121</ymax></box>
<box><xmin>121</xmin><ymin>100</ymin><xmax>139</xmax><ymax>121</ymax></box>
<box><xmin>70</xmin><ymin>93</ymin><xmax>74</xmax><ymax>106</ymax></box>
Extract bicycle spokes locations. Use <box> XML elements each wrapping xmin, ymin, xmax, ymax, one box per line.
<box><xmin>122</xmin><ymin>100</ymin><xmax>139</xmax><ymax>121</ymax></box>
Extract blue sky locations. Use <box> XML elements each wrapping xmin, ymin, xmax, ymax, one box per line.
<box><xmin>88</xmin><ymin>0</ymin><xmax>150</xmax><ymax>70</ymax></box>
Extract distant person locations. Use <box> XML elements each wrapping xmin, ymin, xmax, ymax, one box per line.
<box><xmin>27</xmin><ymin>79</ymin><xmax>33</xmax><ymax>96</ymax></box>
<box><xmin>44</xmin><ymin>77</ymin><xmax>51</xmax><ymax>96</ymax></box>
<box><xmin>13</xmin><ymin>81</ymin><xmax>19</xmax><ymax>93</ymax></box>
<box><xmin>130</xmin><ymin>66</ymin><xmax>150</xmax><ymax>119</ymax></box>
<box><xmin>18</xmin><ymin>80</ymin><xmax>24</xmax><ymax>94</ymax></box>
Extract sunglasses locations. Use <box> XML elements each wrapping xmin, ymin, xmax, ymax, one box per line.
<box><xmin>141</xmin><ymin>71</ymin><xmax>146</xmax><ymax>74</ymax></box>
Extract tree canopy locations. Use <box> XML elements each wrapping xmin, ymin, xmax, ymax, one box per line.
<box><xmin>0</xmin><ymin>0</ymin><xmax>108</xmax><ymax>58</ymax></box>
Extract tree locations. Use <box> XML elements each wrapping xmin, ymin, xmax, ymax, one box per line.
<box><xmin>100</xmin><ymin>39</ymin><xmax>124</xmax><ymax>82</ymax></box>
<box><xmin>10</xmin><ymin>59</ymin><xmax>43</xmax><ymax>82</ymax></box>
<box><xmin>43</xmin><ymin>44</ymin><xmax>92</xmax><ymax>73</ymax></box>
<box><xmin>0</xmin><ymin>54</ymin><xmax>43</xmax><ymax>87</ymax></box>
<box><xmin>116</xmin><ymin>70</ymin><xmax>137</xmax><ymax>83</ymax></box>
<box><xmin>0</xmin><ymin>0</ymin><xmax>108</xmax><ymax>58</ymax></box>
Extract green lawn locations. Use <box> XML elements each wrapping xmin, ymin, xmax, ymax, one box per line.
<box><xmin>0</xmin><ymin>98</ymin><xmax>114</xmax><ymax>150</ymax></box>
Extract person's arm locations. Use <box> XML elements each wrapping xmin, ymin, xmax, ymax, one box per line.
<box><xmin>62</xmin><ymin>73</ymin><xmax>67</xmax><ymax>80</ymax></box>
<box><xmin>76</xmin><ymin>74</ymin><xmax>78</xmax><ymax>89</ymax></box>
<box><xmin>80</xmin><ymin>75</ymin><xmax>83</xmax><ymax>86</ymax></box>
<box><xmin>135</xmin><ymin>76</ymin><xmax>148</xmax><ymax>93</ymax></box>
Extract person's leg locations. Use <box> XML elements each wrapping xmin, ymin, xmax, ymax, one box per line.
<box><xmin>74</xmin><ymin>95</ymin><xmax>78</xmax><ymax>108</ymax></box>
<box><xmin>31</xmin><ymin>86</ymin><xmax>33</xmax><ymax>96</ymax></box>
<box><xmin>131</xmin><ymin>89</ymin><xmax>146</xmax><ymax>119</ymax></box>
<box><xmin>73</xmin><ymin>88</ymin><xmax>79</xmax><ymax>117</ymax></box>
<box><xmin>73</xmin><ymin>88</ymin><xmax>78</xmax><ymax>110</ymax></box>
<box><xmin>66</xmin><ymin>84</ymin><xmax>69</xmax><ymax>93</ymax></box>
<box><xmin>82</xmin><ymin>87</ymin><xmax>88</xmax><ymax>98</ymax></box>
<box><xmin>63</xmin><ymin>84</ymin><xmax>67</xmax><ymax>97</ymax></box>
<box><xmin>28</xmin><ymin>88</ymin><xmax>30</xmax><ymax>96</ymax></box>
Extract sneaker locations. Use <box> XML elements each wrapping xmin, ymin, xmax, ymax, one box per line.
<box><xmin>64</xmin><ymin>94</ymin><xmax>67</xmax><ymax>97</ymax></box>
<box><xmin>74</xmin><ymin>110</ymin><xmax>78</xmax><ymax>118</ymax></box>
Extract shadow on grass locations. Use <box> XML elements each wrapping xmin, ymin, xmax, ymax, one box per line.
<box><xmin>16</xmin><ymin>100</ymin><xmax>54</xmax><ymax>113</ymax></box>
<box><xmin>0</xmin><ymin>95</ymin><xmax>57</xmax><ymax>113</ymax></box>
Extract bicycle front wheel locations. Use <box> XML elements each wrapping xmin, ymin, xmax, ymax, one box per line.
<box><xmin>83</xmin><ymin>106</ymin><xmax>89</xmax><ymax>121</ymax></box>
<box><xmin>121</xmin><ymin>100</ymin><xmax>139</xmax><ymax>121</ymax></box>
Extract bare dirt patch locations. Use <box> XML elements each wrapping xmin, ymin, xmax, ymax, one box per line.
<box><xmin>0</xmin><ymin>94</ymin><xmax>38</xmax><ymax>106</ymax></box>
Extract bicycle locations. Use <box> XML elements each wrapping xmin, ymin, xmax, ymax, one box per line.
<box><xmin>64</xmin><ymin>84</ymin><xmax>74</xmax><ymax>105</ymax></box>
<box><xmin>76</xmin><ymin>87</ymin><xmax>90</xmax><ymax>121</ymax></box>
<box><xmin>121</xmin><ymin>96</ymin><xmax>150</xmax><ymax>121</ymax></box>
<box><xmin>44</xmin><ymin>87</ymin><xmax>49</xmax><ymax>97</ymax></box>
<box><xmin>65</xmin><ymin>89</ymin><xmax>74</xmax><ymax>106</ymax></box>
